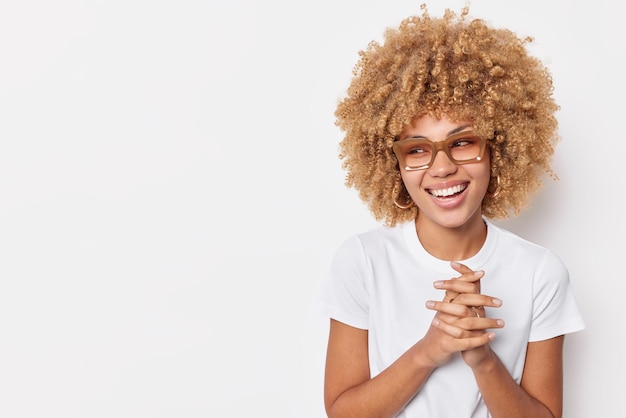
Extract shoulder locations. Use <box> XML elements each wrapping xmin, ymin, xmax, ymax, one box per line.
<box><xmin>328</xmin><ymin>223</ymin><xmax>410</xmax><ymax>275</ymax></box>
<box><xmin>336</xmin><ymin>222</ymin><xmax>407</xmax><ymax>254</ymax></box>
<box><xmin>488</xmin><ymin>221</ymin><xmax>560</xmax><ymax>262</ymax></box>
<box><xmin>487</xmin><ymin>221</ymin><xmax>569</xmax><ymax>282</ymax></box>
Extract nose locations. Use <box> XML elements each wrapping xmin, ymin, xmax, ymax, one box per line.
<box><xmin>428</xmin><ymin>148</ymin><xmax>457</xmax><ymax>177</ymax></box>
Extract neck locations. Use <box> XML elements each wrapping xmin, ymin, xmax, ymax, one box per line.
<box><xmin>414</xmin><ymin>214</ymin><xmax>488</xmax><ymax>261</ymax></box>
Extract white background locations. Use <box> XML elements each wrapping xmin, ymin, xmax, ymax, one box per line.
<box><xmin>0</xmin><ymin>0</ymin><xmax>619</xmax><ymax>417</ymax></box>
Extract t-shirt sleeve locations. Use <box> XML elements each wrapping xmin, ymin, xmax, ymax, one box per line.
<box><xmin>315</xmin><ymin>235</ymin><xmax>370</xmax><ymax>330</ymax></box>
<box><xmin>529</xmin><ymin>250</ymin><xmax>585</xmax><ymax>342</ymax></box>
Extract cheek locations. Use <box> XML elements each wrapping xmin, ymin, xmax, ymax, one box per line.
<box><xmin>399</xmin><ymin>169</ymin><xmax>409</xmax><ymax>185</ymax></box>
<box><xmin>399</xmin><ymin>169</ymin><xmax>425</xmax><ymax>188</ymax></box>
<box><xmin>473</xmin><ymin>163</ymin><xmax>492</xmax><ymax>192</ymax></box>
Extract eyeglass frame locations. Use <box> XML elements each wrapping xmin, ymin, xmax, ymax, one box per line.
<box><xmin>392</xmin><ymin>131</ymin><xmax>488</xmax><ymax>171</ymax></box>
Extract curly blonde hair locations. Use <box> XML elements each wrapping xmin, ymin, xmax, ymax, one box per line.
<box><xmin>335</xmin><ymin>6</ymin><xmax>560</xmax><ymax>226</ymax></box>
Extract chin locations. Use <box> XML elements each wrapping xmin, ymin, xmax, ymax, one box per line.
<box><xmin>424</xmin><ymin>209</ymin><xmax>483</xmax><ymax>230</ymax></box>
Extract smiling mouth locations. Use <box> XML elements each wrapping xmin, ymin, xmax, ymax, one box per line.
<box><xmin>428</xmin><ymin>183</ymin><xmax>468</xmax><ymax>198</ymax></box>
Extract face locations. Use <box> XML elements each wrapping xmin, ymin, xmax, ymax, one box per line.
<box><xmin>397</xmin><ymin>114</ymin><xmax>491</xmax><ymax>231</ymax></box>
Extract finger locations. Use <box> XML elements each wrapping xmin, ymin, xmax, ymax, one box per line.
<box><xmin>435</xmin><ymin>278</ymin><xmax>481</xmax><ymax>295</ymax></box>
<box><xmin>443</xmin><ymin>263</ymin><xmax>484</xmax><ymax>303</ymax></box>
<box><xmin>442</xmin><ymin>262</ymin><xmax>477</xmax><ymax>303</ymax></box>
<box><xmin>447</xmin><ymin>293</ymin><xmax>503</xmax><ymax>309</ymax></box>
<box><xmin>470</xmin><ymin>306</ymin><xmax>485</xmax><ymax>319</ymax></box>
<box><xmin>435</xmin><ymin>311</ymin><xmax>459</xmax><ymax>323</ymax></box>
<box><xmin>442</xmin><ymin>290</ymin><xmax>459</xmax><ymax>303</ymax></box>
<box><xmin>426</xmin><ymin>300</ymin><xmax>470</xmax><ymax>317</ymax></box>
<box><xmin>435</xmin><ymin>309</ymin><xmax>505</xmax><ymax>332</ymax></box>
<box><xmin>455</xmin><ymin>316</ymin><xmax>505</xmax><ymax>331</ymax></box>
<box><xmin>463</xmin><ymin>304</ymin><xmax>491</xmax><ymax>321</ymax></box>
<box><xmin>450</xmin><ymin>261</ymin><xmax>484</xmax><ymax>289</ymax></box>
<box><xmin>451</xmin><ymin>261</ymin><xmax>474</xmax><ymax>274</ymax></box>
<box><xmin>427</xmin><ymin>299</ymin><xmax>502</xmax><ymax>323</ymax></box>
<box><xmin>447</xmin><ymin>263</ymin><xmax>484</xmax><ymax>301</ymax></box>
<box><xmin>432</xmin><ymin>317</ymin><xmax>496</xmax><ymax>348</ymax></box>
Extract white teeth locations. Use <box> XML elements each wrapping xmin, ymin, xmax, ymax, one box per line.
<box><xmin>430</xmin><ymin>184</ymin><xmax>466</xmax><ymax>197</ymax></box>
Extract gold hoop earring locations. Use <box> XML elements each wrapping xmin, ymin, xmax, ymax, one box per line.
<box><xmin>393</xmin><ymin>184</ymin><xmax>414</xmax><ymax>209</ymax></box>
<box><xmin>487</xmin><ymin>175</ymin><xmax>501</xmax><ymax>198</ymax></box>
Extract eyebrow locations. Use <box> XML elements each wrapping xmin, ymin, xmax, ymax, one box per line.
<box><xmin>406</xmin><ymin>125</ymin><xmax>472</xmax><ymax>140</ymax></box>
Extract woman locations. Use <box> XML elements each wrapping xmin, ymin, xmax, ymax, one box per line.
<box><xmin>316</xmin><ymin>6</ymin><xmax>585</xmax><ymax>418</ymax></box>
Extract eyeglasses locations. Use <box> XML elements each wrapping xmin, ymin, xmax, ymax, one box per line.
<box><xmin>392</xmin><ymin>131</ymin><xmax>487</xmax><ymax>171</ymax></box>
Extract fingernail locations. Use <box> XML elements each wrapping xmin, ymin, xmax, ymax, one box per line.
<box><xmin>488</xmin><ymin>332</ymin><xmax>496</xmax><ymax>340</ymax></box>
<box><xmin>496</xmin><ymin>319</ymin><xmax>505</xmax><ymax>326</ymax></box>
<box><xmin>474</xmin><ymin>270</ymin><xmax>484</xmax><ymax>278</ymax></box>
<box><xmin>425</xmin><ymin>300</ymin><xmax>435</xmax><ymax>308</ymax></box>
<box><xmin>451</xmin><ymin>261</ymin><xmax>462</xmax><ymax>268</ymax></box>
<box><xmin>432</xmin><ymin>318</ymin><xmax>440</xmax><ymax>326</ymax></box>
<box><xmin>433</xmin><ymin>281</ymin><xmax>444</xmax><ymax>288</ymax></box>
<box><xmin>492</xmin><ymin>298</ymin><xmax>502</xmax><ymax>306</ymax></box>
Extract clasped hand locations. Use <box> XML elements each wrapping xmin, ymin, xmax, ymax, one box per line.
<box><xmin>421</xmin><ymin>261</ymin><xmax>504</xmax><ymax>368</ymax></box>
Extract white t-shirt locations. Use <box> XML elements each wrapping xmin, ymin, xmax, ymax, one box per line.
<box><xmin>317</xmin><ymin>219</ymin><xmax>585</xmax><ymax>418</ymax></box>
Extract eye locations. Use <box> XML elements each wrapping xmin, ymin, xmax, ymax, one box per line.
<box><xmin>407</xmin><ymin>145</ymin><xmax>428</xmax><ymax>154</ymax></box>
<box><xmin>450</xmin><ymin>137</ymin><xmax>478</xmax><ymax>148</ymax></box>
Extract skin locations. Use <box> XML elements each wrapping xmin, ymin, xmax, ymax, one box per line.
<box><xmin>324</xmin><ymin>115</ymin><xmax>565</xmax><ymax>418</ymax></box>
<box><xmin>399</xmin><ymin>114</ymin><xmax>491</xmax><ymax>261</ymax></box>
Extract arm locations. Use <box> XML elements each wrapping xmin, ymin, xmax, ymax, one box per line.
<box><xmin>323</xmin><ymin>262</ymin><xmax>502</xmax><ymax>417</ymax></box>
<box><xmin>432</xmin><ymin>262</ymin><xmax>564</xmax><ymax>418</ymax></box>
<box><xmin>323</xmin><ymin>319</ymin><xmax>435</xmax><ymax>418</ymax></box>
<box><xmin>324</xmin><ymin>312</ymin><xmax>501</xmax><ymax>418</ymax></box>
<box><xmin>470</xmin><ymin>336</ymin><xmax>564</xmax><ymax>418</ymax></box>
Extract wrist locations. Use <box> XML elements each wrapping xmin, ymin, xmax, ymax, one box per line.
<box><xmin>469</xmin><ymin>347</ymin><xmax>498</xmax><ymax>375</ymax></box>
<box><xmin>411</xmin><ymin>339</ymin><xmax>443</xmax><ymax>371</ymax></box>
